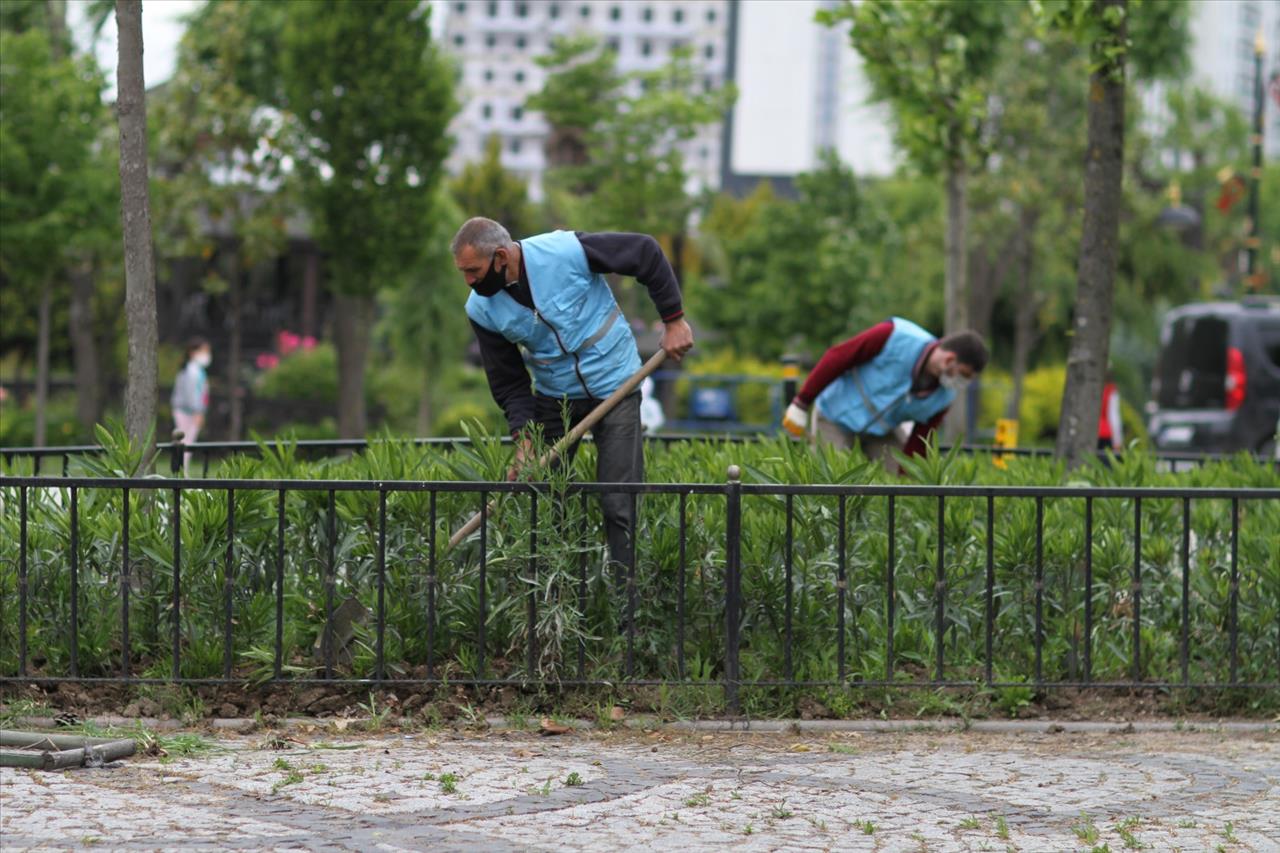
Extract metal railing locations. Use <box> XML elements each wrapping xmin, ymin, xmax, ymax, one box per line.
<box><xmin>2</xmin><ymin>469</ymin><xmax>1276</xmax><ymax>707</ymax></box>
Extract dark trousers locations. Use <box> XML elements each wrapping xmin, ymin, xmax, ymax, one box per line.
<box><xmin>533</xmin><ymin>391</ymin><xmax>643</xmax><ymax>573</ymax></box>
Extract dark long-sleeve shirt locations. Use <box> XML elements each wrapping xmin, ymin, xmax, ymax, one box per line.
<box><xmin>470</xmin><ymin>231</ymin><xmax>683</xmax><ymax>435</ymax></box>
<box><xmin>794</xmin><ymin>320</ymin><xmax>948</xmax><ymax>457</ymax></box>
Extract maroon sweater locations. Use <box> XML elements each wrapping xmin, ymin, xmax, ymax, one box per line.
<box><xmin>794</xmin><ymin>321</ymin><xmax>948</xmax><ymax>457</ymax></box>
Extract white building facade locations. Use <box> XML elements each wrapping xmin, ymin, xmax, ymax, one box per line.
<box><xmin>440</xmin><ymin>0</ymin><xmax>730</xmax><ymax>202</ymax></box>
<box><xmin>1142</xmin><ymin>0</ymin><xmax>1280</xmax><ymax>162</ymax></box>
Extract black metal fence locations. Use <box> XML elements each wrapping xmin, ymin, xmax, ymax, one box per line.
<box><xmin>2</xmin><ymin>470</ymin><xmax>1277</xmax><ymax>707</ymax></box>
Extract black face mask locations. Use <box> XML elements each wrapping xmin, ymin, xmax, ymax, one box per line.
<box><xmin>472</xmin><ymin>251</ymin><xmax>508</xmax><ymax>298</ymax></box>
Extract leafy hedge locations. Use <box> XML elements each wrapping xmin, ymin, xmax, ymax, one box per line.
<box><xmin>1</xmin><ymin>426</ymin><xmax>1276</xmax><ymax>703</ymax></box>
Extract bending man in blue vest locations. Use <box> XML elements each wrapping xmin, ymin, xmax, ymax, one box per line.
<box><xmin>453</xmin><ymin>217</ymin><xmax>694</xmax><ymax>571</ymax></box>
<box><xmin>781</xmin><ymin>319</ymin><xmax>988</xmax><ymax>471</ymax></box>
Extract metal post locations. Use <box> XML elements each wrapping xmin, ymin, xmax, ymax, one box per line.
<box><xmin>724</xmin><ymin>465</ymin><xmax>742</xmax><ymax>712</ymax></box>
<box><xmin>19</xmin><ymin>486</ymin><xmax>27</xmax><ymax>677</ymax></box>
<box><xmin>1244</xmin><ymin>30</ymin><xmax>1265</xmax><ymax>289</ymax></box>
<box><xmin>274</xmin><ymin>489</ymin><xmax>285</xmax><ymax>681</ymax></box>
<box><xmin>121</xmin><ymin>488</ymin><xmax>131</xmax><ymax>680</ymax></box>
<box><xmin>170</xmin><ymin>431</ymin><xmax>184</xmax><ymax>477</ymax></box>
<box><xmin>376</xmin><ymin>489</ymin><xmax>386</xmax><ymax>683</ymax></box>
<box><xmin>935</xmin><ymin>495</ymin><xmax>946</xmax><ymax>683</ymax></box>
<box><xmin>224</xmin><ymin>490</ymin><xmax>235</xmax><ymax>680</ymax></box>
<box><xmin>69</xmin><ymin>487</ymin><xmax>79</xmax><ymax>678</ymax></box>
<box><xmin>171</xmin><ymin>487</ymin><xmax>182</xmax><ymax>681</ymax></box>
<box><xmin>984</xmin><ymin>493</ymin><xmax>994</xmax><ymax>687</ymax></box>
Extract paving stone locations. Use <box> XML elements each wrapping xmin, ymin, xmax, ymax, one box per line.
<box><xmin>1</xmin><ymin>729</ymin><xmax>1276</xmax><ymax>851</ymax></box>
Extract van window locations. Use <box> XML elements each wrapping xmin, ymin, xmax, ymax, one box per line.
<box><xmin>1156</xmin><ymin>315</ymin><xmax>1228</xmax><ymax>409</ymax></box>
<box><xmin>1255</xmin><ymin>321</ymin><xmax>1280</xmax><ymax>370</ymax></box>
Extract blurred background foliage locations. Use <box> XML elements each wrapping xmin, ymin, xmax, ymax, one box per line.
<box><xmin>1</xmin><ymin>0</ymin><xmax>1274</xmax><ymax>448</ymax></box>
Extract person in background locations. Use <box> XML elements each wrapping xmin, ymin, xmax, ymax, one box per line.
<box><xmin>171</xmin><ymin>337</ymin><xmax>211</xmax><ymax>473</ymax></box>
<box><xmin>1098</xmin><ymin>372</ymin><xmax>1123</xmax><ymax>453</ymax></box>
<box><xmin>781</xmin><ymin>318</ymin><xmax>988</xmax><ymax>473</ymax></box>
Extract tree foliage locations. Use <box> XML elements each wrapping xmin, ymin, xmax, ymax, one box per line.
<box><xmin>529</xmin><ymin>36</ymin><xmax>733</xmax><ymax>237</ymax></box>
<box><xmin>0</xmin><ymin>29</ymin><xmax>107</xmax><ymax>292</ymax></box>
<box><xmin>449</xmin><ymin>135</ymin><xmax>535</xmax><ymax>239</ymax></box>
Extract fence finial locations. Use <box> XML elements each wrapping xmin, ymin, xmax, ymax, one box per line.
<box><xmin>727</xmin><ymin>464</ymin><xmax>741</xmax><ymax>482</ymax></box>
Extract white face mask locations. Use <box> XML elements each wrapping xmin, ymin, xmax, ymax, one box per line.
<box><xmin>194</xmin><ymin>352</ymin><xmax>212</xmax><ymax>368</ymax></box>
<box><xmin>939</xmin><ymin>371</ymin><xmax>969</xmax><ymax>392</ymax></box>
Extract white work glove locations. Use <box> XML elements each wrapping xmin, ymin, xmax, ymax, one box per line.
<box><xmin>782</xmin><ymin>401</ymin><xmax>809</xmax><ymax>438</ymax></box>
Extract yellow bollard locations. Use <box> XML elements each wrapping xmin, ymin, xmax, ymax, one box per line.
<box><xmin>993</xmin><ymin>418</ymin><xmax>1019</xmax><ymax>470</ymax></box>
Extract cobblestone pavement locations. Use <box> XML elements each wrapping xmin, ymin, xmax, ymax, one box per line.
<box><xmin>2</xmin><ymin>726</ymin><xmax>1277</xmax><ymax>851</ymax></box>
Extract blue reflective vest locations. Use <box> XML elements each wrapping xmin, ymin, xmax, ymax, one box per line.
<box><xmin>815</xmin><ymin>317</ymin><xmax>955</xmax><ymax>436</ymax></box>
<box><xmin>465</xmin><ymin>230</ymin><xmax>641</xmax><ymax>399</ymax></box>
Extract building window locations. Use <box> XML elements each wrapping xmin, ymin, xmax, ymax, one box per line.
<box><xmin>454</xmin><ymin>1</ymin><xmax>467</xmax><ymax>13</ymax></box>
<box><xmin>580</xmin><ymin>5</ymin><xmax>590</xmax><ymax>18</ymax></box>
<box><xmin>484</xmin><ymin>68</ymin><xmax>495</xmax><ymax>82</ymax></box>
<box><xmin>706</xmin><ymin>7</ymin><xmax>716</xmax><ymax>22</ymax></box>
<box><xmin>704</xmin><ymin>43</ymin><xmax>714</xmax><ymax>59</ymax></box>
<box><xmin>610</xmin><ymin>5</ymin><xmax>621</xmax><ymax>21</ymax></box>
<box><xmin>485</xmin><ymin>33</ymin><xmax>497</xmax><ymax>47</ymax></box>
<box><xmin>453</xmin><ymin>34</ymin><xmax>465</xmax><ymax>46</ymax></box>
<box><xmin>515</xmin><ymin>35</ymin><xmax>527</xmax><ymax>50</ymax></box>
<box><xmin>703</xmin><ymin>76</ymin><xmax>714</xmax><ymax>92</ymax></box>
<box><xmin>1241</xmin><ymin>2</ymin><xmax>1260</xmax><ymax>30</ymax></box>
<box><xmin>607</xmin><ymin>37</ymin><xmax>620</xmax><ymax>52</ymax></box>
<box><xmin>549</xmin><ymin>3</ymin><xmax>560</xmax><ymax>19</ymax></box>
<box><xmin>642</xmin><ymin>6</ymin><xmax>653</xmax><ymax>23</ymax></box>
<box><xmin>512</xmin><ymin>106</ymin><xmax>524</xmax><ymax>121</ymax></box>
<box><xmin>481</xmin><ymin>103</ymin><xmax>492</xmax><ymax>119</ymax></box>
<box><xmin>514</xmin><ymin>69</ymin><xmax>526</xmax><ymax>83</ymax></box>
<box><xmin>673</xmin><ymin>7</ymin><xmax>683</xmax><ymax>24</ymax></box>
<box><xmin>641</xmin><ymin>39</ymin><xmax>652</xmax><ymax>57</ymax></box>
<box><xmin>699</xmin><ymin>146</ymin><xmax>709</xmax><ymax>160</ymax></box>
<box><xmin>510</xmin><ymin>138</ymin><xmax>522</xmax><ymax>154</ymax></box>
<box><xmin>672</xmin><ymin>39</ymin><xmax>685</xmax><ymax>51</ymax></box>
<box><xmin>515</xmin><ymin>1</ymin><xmax>528</xmax><ymax>17</ymax></box>
<box><xmin>487</xmin><ymin>0</ymin><xmax>498</xmax><ymax>17</ymax></box>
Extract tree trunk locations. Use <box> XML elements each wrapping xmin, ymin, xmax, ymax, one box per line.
<box><xmin>34</xmin><ymin>288</ymin><xmax>52</xmax><ymax>448</ymax></box>
<box><xmin>69</xmin><ymin>261</ymin><xmax>103</xmax><ymax>431</ymax></box>
<box><xmin>1007</xmin><ymin>237</ymin><xmax>1040</xmax><ymax>422</ymax></box>
<box><xmin>943</xmin><ymin>161</ymin><xmax>970</xmax><ymax>440</ymax></box>
<box><xmin>226</xmin><ymin>258</ymin><xmax>244</xmax><ymax>441</ymax></box>
<box><xmin>115</xmin><ymin>0</ymin><xmax>159</xmax><ymax>452</ymax></box>
<box><xmin>1055</xmin><ymin>0</ymin><xmax>1126</xmax><ymax>468</ymax></box>
<box><xmin>333</xmin><ymin>292</ymin><xmax>373</xmax><ymax>439</ymax></box>
<box><xmin>301</xmin><ymin>250</ymin><xmax>320</xmax><ymax>339</ymax></box>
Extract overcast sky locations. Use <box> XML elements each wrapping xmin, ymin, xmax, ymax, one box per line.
<box><xmin>68</xmin><ymin>0</ymin><xmax>202</xmax><ymax>100</ymax></box>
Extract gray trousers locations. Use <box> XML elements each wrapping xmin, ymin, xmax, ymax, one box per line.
<box><xmin>534</xmin><ymin>391</ymin><xmax>643</xmax><ymax>572</ymax></box>
<box><xmin>811</xmin><ymin>409</ymin><xmax>902</xmax><ymax>474</ymax></box>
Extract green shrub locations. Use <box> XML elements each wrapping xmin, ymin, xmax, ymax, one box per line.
<box><xmin>979</xmin><ymin>364</ymin><xmax>1145</xmax><ymax>447</ymax></box>
<box><xmin>256</xmin><ymin>344</ymin><xmax>338</xmax><ymax>403</ymax></box>
<box><xmin>1</xmin><ymin>428</ymin><xmax>1275</xmax><ymax>712</ymax></box>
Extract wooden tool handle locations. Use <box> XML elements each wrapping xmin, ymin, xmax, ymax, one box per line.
<box><xmin>447</xmin><ymin>350</ymin><xmax>668</xmax><ymax>550</ymax></box>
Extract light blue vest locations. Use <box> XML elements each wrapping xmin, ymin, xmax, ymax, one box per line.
<box><xmin>815</xmin><ymin>317</ymin><xmax>955</xmax><ymax>436</ymax></box>
<box><xmin>465</xmin><ymin>230</ymin><xmax>641</xmax><ymax>399</ymax></box>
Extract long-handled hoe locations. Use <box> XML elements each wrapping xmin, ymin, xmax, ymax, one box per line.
<box><xmin>446</xmin><ymin>349</ymin><xmax>668</xmax><ymax>550</ymax></box>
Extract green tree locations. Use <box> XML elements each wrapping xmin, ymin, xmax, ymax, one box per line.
<box><xmin>821</xmin><ymin>0</ymin><xmax>1007</xmax><ymax>439</ymax></box>
<box><xmin>821</xmin><ymin>0</ymin><xmax>1006</xmax><ymax>339</ymax></box>
<box><xmin>698</xmin><ymin>153</ymin><xmax>904</xmax><ymax>360</ymax></box>
<box><xmin>150</xmin><ymin>0</ymin><xmax>292</xmax><ymax>440</ymax></box>
<box><xmin>378</xmin><ymin>190</ymin><xmax>467</xmax><ymax>434</ymax></box>
<box><xmin>279</xmin><ymin>0</ymin><xmax>456</xmax><ymax>438</ymax></box>
<box><xmin>1040</xmin><ymin>0</ymin><xmax>1189</xmax><ymax>467</ymax></box>
<box><xmin>529</xmin><ymin>36</ymin><xmax>733</xmax><ymax>284</ymax></box>
<box><xmin>449</xmin><ymin>135</ymin><xmax>535</xmax><ymax>239</ymax></box>
<box><xmin>0</xmin><ymin>23</ymin><xmax>108</xmax><ymax>444</ymax></box>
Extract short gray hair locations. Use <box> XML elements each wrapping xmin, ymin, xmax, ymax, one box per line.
<box><xmin>451</xmin><ymin>217</ymin><xmax>513</xmax><ymax>257</ymax></box>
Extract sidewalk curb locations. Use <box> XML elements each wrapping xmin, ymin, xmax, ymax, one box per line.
<box><xmin>7</xmin><ymin>715</ymin><xmax>1277</xmax><ymax>737</ymax></box>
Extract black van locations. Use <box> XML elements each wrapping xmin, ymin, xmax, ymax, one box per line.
<box><xmin>1148</xmin><ymin>298</ymin><xmax>1280</xmax><ymax>455</ymax></box>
